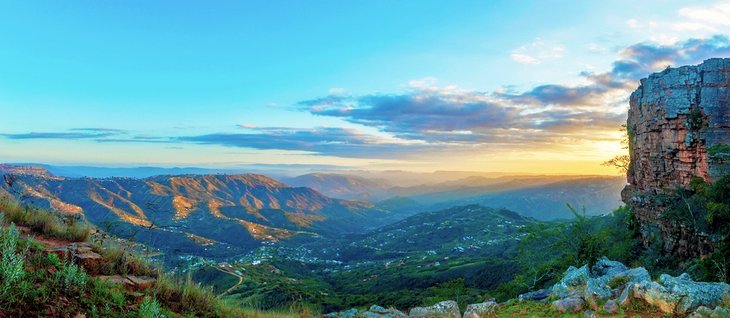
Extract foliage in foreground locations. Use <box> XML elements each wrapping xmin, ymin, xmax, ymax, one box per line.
<box><xmin>0</xmin><ymin>197</ymin><xmax>309</xmax><ymax>317</ymax></box>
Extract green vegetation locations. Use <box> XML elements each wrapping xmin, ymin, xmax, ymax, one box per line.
<box><xmin>495</xmin><ymin>299</ymin><xmax>670</xmax><ymax>318</ymax></box>
<box><xmin>660</xmin><ymin>175</ymin><xmax>730</xmax><ymax>283</ymax></box>
<box><xmin>688</xmin><ymin>107</ymin><xmax>706</xmax><ymax>130</ymax></box>
<box><xmin>0</xmin><ymin>199</ymin><xmax>91</xmax><ymax>242</ymax></box>
<box><xmin>490</xmin><ymin>204</ymin><xmax>640</xmax><ymax>301</ymax></box>
<box><xmin>0</xmin><ymin>197</ymin><xmax>311</xmax><ymax>317</ymax></box>
<box><xmin>708</xmin><ymin>144</ymin><xmax>730</xmax><ymax>160</ymax></box>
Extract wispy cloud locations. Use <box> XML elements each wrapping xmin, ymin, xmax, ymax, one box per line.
<box><xmin>299</xmin><ymin>35</ymin><xmax>730</xmax><ymax>152</ymax></box>
<box><xmin>1</xmin><ymin>128</ymin><xmax>125</xmax><ymax>140</ymax></box>
<box><xmin>177</xmin><ymin>127</ymin><xmax>433</xmax><ymax>159</ymax></box>
<box><xmin>510</xmin><ymin>38</ymin><xmax>565</xmax><ymax>65</ymax></box>
<box><xmin>677</xmin><ymin>2</ymin><xmax>730</xmax><ymax>29</ymax></box>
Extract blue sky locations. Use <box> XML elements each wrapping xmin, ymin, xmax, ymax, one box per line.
<box><xmin>1</xmin><ymin>1</ymin><xmax>729</xmax><ymax>173</ymax></box>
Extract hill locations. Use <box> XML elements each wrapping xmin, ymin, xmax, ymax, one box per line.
<box><xmin>282</xmin><ymin>173</ymin><xmax>392</xmax><ymax>201</ymax></box>
<box><xmin>0</xmin><ymin>167</ymin><xmax>389</xmax><ymax>261</ymax></box>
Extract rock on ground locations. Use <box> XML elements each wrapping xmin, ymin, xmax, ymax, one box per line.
<box><xmin>518</xmin><ymin>289</ymin><xmax>550</xmax><ymax>302</ymax></box>
<box><xmin>632</xmin><ymin>273</ymin><xmax>730</xmax><ymax>315</ymax></box>
<box><xmin>409</xmin><ymin>300</ymin><xmax>462</xmax><ymax>318</ymax></box>
<box><xmin>463</xmin><ymin>301</ymin><xmax>497</xmax><ymax>318</ymax></box>
<box><xmin>552</xmin><ymin>296</ymin><xmax>585</xmax><ymax>314</ymax></box>
<box><xmin>603</xmin><ymin>299</ymin><xmax>619</xmax><ymax>314</ymax></box>
<box><xmin>688</xmin><ymin>306</ymin><xmax>730</xmax><ymax>318</ymax></box>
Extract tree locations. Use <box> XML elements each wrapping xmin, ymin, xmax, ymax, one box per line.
<box><xmin>602</xmin><ymin>124</ymin><xmax>630</xmax><ymax>173</ymax></box>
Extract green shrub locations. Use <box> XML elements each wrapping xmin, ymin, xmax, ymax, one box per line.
<box><xmin>708</xmin><ymin>144</ymin><xmax>730</xmax><ymax>160</ymax></box>
<box><xmin>607</xmin><ymin>275</ymin><xmax>629</xmax><ymax>289</ymax></box>
<box><xmin>97</xmin><ymin>241</ymin><xmax>156</xmax><ymax>276</ymax></box>
<box><xmin>0</xmin><ymin>224</ymin><xmax>30</xmax><ymax>306</ymax></box>
<box><xmin>139</xmin><ymin>296</ymin><xmax>163</xmax><ymax>318</ymax></box>
<box><xmin>0</xmin><ymin>198</ymin><xmax>91</xmax><ymax>242</ymax></box>
<box><xmin>56</xmin><ymin>261</ymin><xmax>89</xmax><ymax>295</ymax></box>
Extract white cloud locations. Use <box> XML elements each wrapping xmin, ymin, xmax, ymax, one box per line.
<box><xmin>678</xmin><ymin>2</ymin><xmax>730</xmax><ymax>26</ymax></box>
<box><xmin>328</xmin><ymin>87</ymin><xmax>346</xmax><ymax>95</ymax></box>
<box><xmin>510</xmin><ymin>38</ymin><xmax>565</xmax><ymax>65</ymax></box>
<box><xmin>626</xmin><ymin>19</ymin><xmax>640</xmax><ymax>28</ymax></box>
<box><xmin>511</xmin><ymin>53</ymin><xmax>540</xmax><ymax>64</ymax></box>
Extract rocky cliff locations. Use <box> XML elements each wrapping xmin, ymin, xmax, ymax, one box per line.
<box><xmin>623</xmin><ymin>58</ymin><xmax>730</xmax><ymax>257</ymax></box>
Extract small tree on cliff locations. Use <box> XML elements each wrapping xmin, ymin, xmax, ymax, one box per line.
<box><xmin>602</xmin><ymin>124</ymin><xmax>630</xmax><ymax>173</ymax></box>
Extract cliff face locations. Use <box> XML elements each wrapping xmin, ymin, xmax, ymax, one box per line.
<box><xmin>623</xmin><ymin>58</ymin><xmax>730</xmax><ymax>257</ymax></box>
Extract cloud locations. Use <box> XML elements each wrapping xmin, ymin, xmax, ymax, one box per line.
<box><xmin>511</xmin><ymin>53</ymin><xmax>540</xmax><ymax>65</ymax></box>
<box><xmin>678</xmin><ymin>2</ymin><xmax>730</xmax><ymax>27</ymax></box>
<box><xmin>177</xmin><ymin>127</ymin><xmax>433</xmax><ymax>159</ymax></box>
<box><xmin>626</xmin><ymin>19</ymin><xmax>640</xmax><ymax>29</ymax></box>
<box><xmin>1</xmin><ymin>128</ymin><xmax>124</xmax><ymax>140</ymax></box>
<box><xmin>511</xmin><ymin>38</ymin><xmax>565</xmax><ymax>65</ymax></box>
<box><xmin>610</xmin><ymin>34</ymin><xmax>730</xmax><ymax>80</ymax></box>
<box><xmin>4</xmin><ymin>36</ymin><xmax>728</xmax><ymax>161</ymax></box>
<box><xmin>299</xmin><ymin>35</ymin><xmax>730</xmax><ymax>152</ymax></box>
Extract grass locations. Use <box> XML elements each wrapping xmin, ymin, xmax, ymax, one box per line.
<box><xmin>0</xmin><ymin>196</ymin><xmax>312</xmax><ymax>317</ymax></box>
<box><xmin>0</xmin><ymin>199</ymin><xmax>91</xmax><ymax>242</ymax></box>
<box><xmin>708</xmin><ymin>144</ymin><xmax>730</xmax><ymax>159</ymax></box>
<box><xmin>495</xmin><ymin>300</ymin><xmax>671</xmax><ymax>318</ymax></box>
<box><xmin>94</xmin><ymin>240</ymin><xmax>157</xmax><ymax>276</ymax></box>
<box><xmin>607</xmin><ymin>275</ymin><xmax>630</xmax><ymax>289</ymax></box>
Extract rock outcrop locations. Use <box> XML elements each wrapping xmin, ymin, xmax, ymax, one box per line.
<box><xmin>543</xmin><ymin>258</ymin><xmax>730</xmax><ymax>316</ymax></box>
<box><xmin>408</xmin><ymin>301</ymin><xmax>461</xmax><ymax>318</ymax></box>
<box><xmin>462</xmin><ymin>301</ymin><xmax>498</xmax><ymax>318</ymax></box>
<box><xmin>630</xmin><ymin>273</ymin><xmax>730</xmax><ymax>315</ymax></box>
<box><xmin>623</xmin><ymin>58</ymin><xmax>730</xmax><ymax>257</ymax></box>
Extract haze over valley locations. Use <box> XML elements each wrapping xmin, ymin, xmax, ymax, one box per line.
<box><xmin>1</xmin><ymin>1</ymin><xmax>729</xmax><ymax>317</ymax></box>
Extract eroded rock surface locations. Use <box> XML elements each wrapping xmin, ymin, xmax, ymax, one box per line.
<box><xmin>623</xmin><ymin>58</ymin><xmax>730</xmax><ymax>257</ymax></box>
<box><xmin>409</xmin><ymin>300</ymin><xmax>461</xmax><ymax>318</ymax></box>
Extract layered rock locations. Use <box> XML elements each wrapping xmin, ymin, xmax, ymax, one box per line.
<box><xmin>545</xmin><ymin>258</ymin><xmax>730</xmax><ymax>316</ymax></box>
<box><xmin>623</xmin><ymin>58</ymin><xmax>730</xmax><ymax>257</ymax></box>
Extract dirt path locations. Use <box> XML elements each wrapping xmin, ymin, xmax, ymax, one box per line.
<box><xmin>207</xmin><ymin>263</ymin><xmax>244</xmax><ymax>296</ymax></box>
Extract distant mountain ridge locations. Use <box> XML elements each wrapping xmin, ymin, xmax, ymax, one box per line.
<box><xmin>282</xmin><ymin>173</ymin><xmax>393</xmax><ymax>201</ymax></box>
<box><xmin>0</xmin><ymin>166</ymin><xmax>386</xmax><ymax>260</ymax></box>
<box><xmin>288</xmin><ymin>172</ymin><xmax>626</xmax><ymax>220</ymax></box>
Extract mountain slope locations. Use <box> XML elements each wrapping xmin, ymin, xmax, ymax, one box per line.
<box><xmin>0</xmin><ymin>167</ymin><xmax>384</xmax><ymax>259</ymax></box>
<box><xmin>281</xmin><ymin>173</ymin><xmax>392</xmax><ymax>201</ymax></box>
<box><xmin>332</xmin><ymin>204</ymin><xmax>536</xmax><ymax>261</ymax></box>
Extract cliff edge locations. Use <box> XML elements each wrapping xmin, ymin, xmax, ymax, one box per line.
<box><xmin>623</xmin><ymin>58</ymin><xmax>730</xmax><ymax>257</ymax></box>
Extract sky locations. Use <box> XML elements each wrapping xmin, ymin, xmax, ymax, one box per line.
<box><xmin>1</xmin><ymin>1</ymin><xmax>729</xmax><ymax>174</ymax></box>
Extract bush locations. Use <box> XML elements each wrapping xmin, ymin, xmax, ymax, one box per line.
<box><xmin>607</xmin><ymin>275</ymin><xmax>629</xmax><ymax>289</ymax></box>
<box><xmin>97</xmin><ymin>241</ymin><xmax>156</xmax><ymax>276</ymax></box>
<box><xmin>0</xmin><ymin>198</ymin><xmax>91</xmax><ymax>242</ymax></box>
<box><xmin>138</xmin><ymin>297</ymin><xmax>163</xmax><ymax>318</ymax></box>
<box><xmin>0</xmin><ymin>224</ymin><xmax>30</xmax><ymax>307</ymax></box>
<box><xmin>56</xmin><ymin>261</ymin><xmax>89</xmax><ymax>296</ymax></box>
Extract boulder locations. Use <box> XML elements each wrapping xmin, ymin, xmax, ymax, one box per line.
<box><xmin>409</xmin><ymin>300</ymin><xmax>461</xmax><ymax>318</ymax></box>
<box><xmin>552</xmin><ymin>265</ymin><xmax>589</xmax><ymax>298</ymax></box>
<box><xmin>74</xmin><ymin>251</ymin><xmax>103</xmax><ymax>274</ymax></box>
<box><xmin>592</xmin><ymin>257</ymin><xmax>628</xmax><ymax>277</ymax></box>
<box><xmin>463</xmin><ymin>301</ymin><xmax>497</xmax><ymax>318</ymax></box>
<box><xmin>363</xmin><ymin>305</ymin><xmax>406</xmax><ymax>318</ymax></box>
<box><xmin>603</xmin><ymin>299</ymin><xmax>619</xmax><ymax>314</ymax></box>
<box><xmin>618</xmin><ymin>283</ymin><xmax>633</xmax><ymax>306</ymax></box>
<box><xmin>688</xmin><ymin>306</ymin><xmax>730</xmax><ymax>318</ymax></box>
<box><xmin>631</xmin><ymin>273</ymin><xmax>730</xmax><ymax>315</ymax></box>
<box><xmin>369</xmin><ymin>305</ymin><xmax>389</xmax><ymax>314</ymax></box>
<box><xmin>125</xmin><ymin>275</ymin><xmax>156</xmax><ymax>291</ymax></box>
<box><xmin>518</xmin><ymin>289</ymin><xmax>550</xmax><ymax>302</ymax></box>
<box><xmin>552</xmin><ymin>296</ymin><xmax>585</xmax><ymax>314</ymax></box>
<box><xmin>583</xmin><ymin>310</ymin><xmax>597</xmax><ymax>318</ymax></box>
<box><xmin>323</xmin><ymin>308</ymin><xmax>358</xmax><ymax>318</ymax></box>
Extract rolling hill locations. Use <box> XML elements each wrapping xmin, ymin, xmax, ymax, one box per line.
<box><xmin>0</xmin><ymin>165</ymin><xmax>388</xmax><ymax>260</ymax></box>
